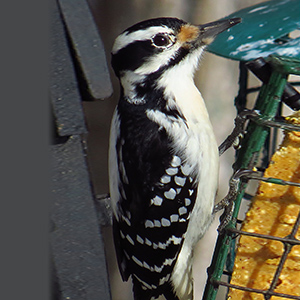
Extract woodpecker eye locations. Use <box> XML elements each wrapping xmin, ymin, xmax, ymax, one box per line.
<box><xmin>151</xmin><ymin>34</ymin><xmax>175</xmax><ymax>48</ymax></box>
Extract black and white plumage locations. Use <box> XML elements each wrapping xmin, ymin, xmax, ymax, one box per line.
<box><xmin>109</xmin><ymin>17</ymin><xmax>241</xmax><ymax>300</ymax></box>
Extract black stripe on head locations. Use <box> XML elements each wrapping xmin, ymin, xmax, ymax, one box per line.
<box><xmin>111</xmin><ymin>40</ymin><xmax>157</xmax><ymax>77</ymax></box>
<box><xmin>125</xmin><ymin>17</ymin><xmax>186</xmax><ymax>34</ymax></box>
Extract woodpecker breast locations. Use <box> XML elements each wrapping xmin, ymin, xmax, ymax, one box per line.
<box><xmin>109</xmin><ymin>16</ymin><xmax>241</xmax><ymax>300</ymax></box>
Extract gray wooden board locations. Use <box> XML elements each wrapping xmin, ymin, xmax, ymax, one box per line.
<box><xmin>58</xmin><ymin>0</ymin><xmax>113</xmax><ymax>100</ymax></box>
<box><xmin>50</xmin><ymin>0</ymin><xmax>87</xmax><ymax>136</ymax></box>
<box><xmin>50</xmin><ymin>135</ymin><xmax>111</xmax><ymax>300</ymax></box>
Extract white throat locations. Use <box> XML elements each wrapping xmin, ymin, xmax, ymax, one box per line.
<box><xmin>156</xmin><ymin>47</ymin><xmax>209</xmax><ymax>121</ymax></box>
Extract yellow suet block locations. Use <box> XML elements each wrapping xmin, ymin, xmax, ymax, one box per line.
<box><xmin>228</xmin><ymin>111</ymin><xmax>300</xmax><ymax>300</ymax></box>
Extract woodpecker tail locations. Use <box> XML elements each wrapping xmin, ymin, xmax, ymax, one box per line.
<box><xmin>171</xmin><ymin>250</ymin><xmax>194</xmax><ymax>300</ymax></box>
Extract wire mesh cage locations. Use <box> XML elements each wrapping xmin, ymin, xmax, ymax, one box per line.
<box><xmin>202</xmin><ymin>55</ymin><xmax>300</xmax><ymax>300</ymax></box>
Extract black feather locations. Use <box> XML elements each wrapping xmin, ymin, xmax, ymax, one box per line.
<box><xmin>113</xmin><ymin>95</ymin><xmax>197</xmax><ymax>299</ymax></box>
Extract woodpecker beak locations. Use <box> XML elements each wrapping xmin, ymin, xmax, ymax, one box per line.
<box><xmin>198</xmin><ymin>18</ymin><xmax>241</xmax><ymax>45</ymax></box>
<box><xmin>177</xmin><ymin>18</ymin><xmax>241</xmax><ymax>48</ymax></box>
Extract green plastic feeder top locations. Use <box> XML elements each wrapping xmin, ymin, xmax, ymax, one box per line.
<box><xmin>208</xmin><ymin>0</ymin><xmax>300</xmax><ymax>61</ymax></box>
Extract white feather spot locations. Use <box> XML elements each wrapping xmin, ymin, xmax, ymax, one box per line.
<box><xmin>171</xmin><ymin>155</ymin><xmax>181</xmax><ymax>167</ymax></box>
<box><xmin>161</xmin><ymin>218</ymin><xmax>171</xmax><ymax>227</ymax></box>
<box><xmin>151</xmin><ymin>257</ymin><xmax>177</xmax><ymax>278</ymax></box>
<box><xmin>154</xmin><ymin>264</ymin><xmax>163</xmax><ymax>272</ymax></box>
<box><xmin>188</xmin><ymin>189</ymin><xmax>194</xmax><ymax>196</ymax></box>
<box><xmin>133</xmin><ymin>274</ymin><xmax>152</xmax><ymax>289</ymax></box>
<box><xmin>176</xmin><ymin>188</ymin><xmax>181</xmax><ymax>194</ymax></box>
<box><xmin>136</xmin><ymin>235</ymin><xmax>144</xmax><ymax>244</ymax></box>
<box><xmin>145</xmin><ymin>220</ymin><xmax>154</xmax><ymax>228</ymax></box>
<box><xmin>170</xmin><ymin>235</ymin><xmax>182</xmax><ymax>245</ymax></box>
<box><xmin>170</xmin><ymin>214</ymin><xmax>179</xmax><ymax>222</ymax></box>
<box><xmin>174</xmin><ymin>176</ymin><xmax>186</xmax><ymax>187</ymax></box>
<box><xmin>160</xmin><ymin>175</ymin><xmax>171</xmax><ymax>184</ymax></box>
<box><xmin>181</xmin><ymin>164</ymin><xmax>193</xmax><ymax>176</ymax></box>
<box><xmin>159</xmin><ymin>274</ymin><xmax>171</xmax><ymax>285</ymax></box>
<box><xmin>179</xmin><ymin>207</ymin><xmax>187</xmax><ymax>215</ymax></box>
<box><xmin>143</xmin><ymin>261</ymin><xmax>151</xmax><ymax>270</ymax></box>
<box><xmin>165</xmin><ymin>257</ymin><xmax>175</xmax><ymax>266</ymax></box>
<box><xmin>132</xmin><ymin>255</ymin><xmax>143</xmax><ymax>267</ymax></box>
<box><xmin>126</xmin><ymin>234</ymin><xmax>135</xmax><ymax>245</ymax></box>
<box><xmin>158</xmin><ymin>242</ymin><xmax>167</xmax><ymax>249</ymax></box>
<box><xmin>124</xmin><ymin>250</ymin><xmax>130</xmax><ymax>260</ymax></box>
<box><xmin>154</xmin><ymin>220</ymin><xmax>161</xmax><ymax>227</ymax></box>
<box><xmin>145</xmin><ymin>238</ymin><xmax>152</xmax><ymax>246</ymax></box>
<box><xmin>185</xmin><ymin>198</ymin><xmax>191</xmax><ymax>206</ymax></box>
<box><xmin>152</xmin><ymin>195</ymin><xmax>163</xmax><ymax>206</ymax></box>
<box><xmin>164</xmin><ymin>188</ymin><xmax>176</xmax><ymax>200</ymax></box>
<box><xmin>159</xmin><ymin>276</ymin><xmax>167</xmax><ymax>285</ymax></box>
<box><xmin>166</xmin><ymin>167</ymin><xmax>178</xmax><ymax>176</ymax></box>
<box><xmin>122</xmin><ymin>215</ymin><xmax>131</xmax><ymax>226</ymax></box>
<box><xmin>153</xmin><ymin>243</ymin><xmax>158</xmax><ymax>249</ymax></box>
<box><xmin>119</xmin><ymin>161</ymin><xmax>129</xmax><ymax>184</ymax></box>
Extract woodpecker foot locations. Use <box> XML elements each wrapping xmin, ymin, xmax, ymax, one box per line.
<box><xmin>214</xmin><ymin>169</ymin><xmax>253</xmax><ymax>232</ymax></box>
<box><xmin>218</xmin><ymin>109</ymin><xmax>259</xmax><ymax>156</ymax></box>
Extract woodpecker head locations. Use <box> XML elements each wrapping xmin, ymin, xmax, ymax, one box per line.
<box><xmin>111</xmin><ymin>17</ymin><xmax>240</xmax><ymax>80</ymax></box>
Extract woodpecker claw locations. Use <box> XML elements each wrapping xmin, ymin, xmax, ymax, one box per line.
<box><xmin>218</xmin><ymin>109</ymin><xmax>259</xmax><ymax>156</ymax></box>
<box><xmin>214</xmin><ymin>169</ymin><xmax>253</xmax><ymax>232</ymax></box>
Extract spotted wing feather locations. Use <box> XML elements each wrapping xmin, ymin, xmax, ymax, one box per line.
<box><xmin>113</xmin><ymin>106</ymin><xmax>198</xmax><ymax>299</ymax></box>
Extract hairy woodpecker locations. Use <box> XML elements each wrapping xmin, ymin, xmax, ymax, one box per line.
<box><xmin>109</xmin><ymin>17</ymin><xmax>241</xmax><ymax>300</ymax></box>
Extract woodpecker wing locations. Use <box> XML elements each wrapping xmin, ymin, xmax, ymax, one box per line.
<box><xmin>111</xmin><ymin>104</ymin><xmax>198</xmax><ymax>299</ymax></box>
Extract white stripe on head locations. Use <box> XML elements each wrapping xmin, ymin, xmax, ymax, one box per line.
<box><xmin>134</xmin><ymin>43</ymin><xmax>181</xmax><ymax>75</ymax></box>
<box><xmin>112</xmin><ymin>26</ymin><xmax>175</xmax><ymax>54</ymax></box>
